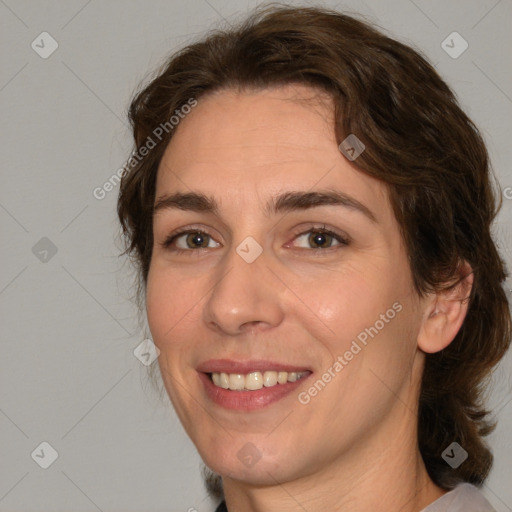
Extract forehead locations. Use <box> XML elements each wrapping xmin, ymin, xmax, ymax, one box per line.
<box><xmin>155</xmin><ymin>84</ymin><xmax>390</xmax><ymax>219</ymax></box>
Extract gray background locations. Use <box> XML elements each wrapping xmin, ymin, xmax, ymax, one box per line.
<box><xmin>1</xmin><ymin>0</ymin><xmax>511</xmax><ymax>511</ymax></box>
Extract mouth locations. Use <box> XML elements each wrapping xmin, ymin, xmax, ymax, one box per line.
<box><xmin>197</xmin><ymin>359</ymin><xmax>313</xmax><ymax>411</ymax></box>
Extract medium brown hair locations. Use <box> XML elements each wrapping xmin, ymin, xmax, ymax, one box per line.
<box><xmin>118</xmin><ymin>3</ymin><xmax>511</xmax><ymax>495</ymax></box>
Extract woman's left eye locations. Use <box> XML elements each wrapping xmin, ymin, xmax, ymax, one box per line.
<box><xmin>291</xmin><ymin>229</ymin><xmax>349</xmax><ymax>250</ymax></box>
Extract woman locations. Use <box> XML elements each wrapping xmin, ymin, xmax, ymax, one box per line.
<box><xmin>117</xmin><ymin>5</ymin><xmax>511</xmax><ymax>511</ymax></box>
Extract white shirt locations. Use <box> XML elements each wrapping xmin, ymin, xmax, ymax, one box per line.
<box><xmin>421</xmin><ymin>483</ymin><xmax>496</xmax><ymax>512</ymax></box>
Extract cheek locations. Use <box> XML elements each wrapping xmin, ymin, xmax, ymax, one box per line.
<box><xmin>145</xmin><ymin>271</ymin><xmax>195</xmax><ymax>406</ymax></box>
<box><xmin>145</xmin><ymin>268</ymin><xmax>187</xmax><ymax>349</ymax></box>
<box><xmin>146</xmin><ymin>275</ymin><xmax>167</xmax><ymax>340</ymax></box>
<box><xmin>300</xmin><ymin>268</ymin><xmax>394</xmax><ymax>334</ymax></box>
<box><xmin>298</xmin><ymin>263</ymin><xmax>417</xmax><ymax>371</ymax></box>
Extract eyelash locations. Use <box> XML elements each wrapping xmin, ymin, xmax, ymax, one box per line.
<box><xmin>160</xmin><ymin>224</ymin><xmax>350</xmax><ymax>254</ymax></box>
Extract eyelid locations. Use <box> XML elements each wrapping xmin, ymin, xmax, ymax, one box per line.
<box><xmin>286</xmin><ymin>224</ymin><xmax>351</xmax><ymax>249</ymax></box>
<box><xmin>160</xmin><ymin>223</ymin><xmax>351</xmax><ymax>252</ymax></box>
<box><xmin>160</xmin><ymin>224</ymin><xmax>220</xmax><ymax>250</ymax></box>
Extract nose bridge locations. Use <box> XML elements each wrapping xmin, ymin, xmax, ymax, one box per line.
<box><xmin>202</xmin><ymin>234</ymin><xmax>284</xmax><ymax>335</ymax></box>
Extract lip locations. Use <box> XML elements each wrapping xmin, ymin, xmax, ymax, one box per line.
<box><xmin>197</xmin><ymin>358</ymin><xmax>311</xmax><ymax>374</ymax></box>
<box><xmin>196</xmin><ymin>359</ymin><xmax>313</xmax><ymax>412</ymax></box>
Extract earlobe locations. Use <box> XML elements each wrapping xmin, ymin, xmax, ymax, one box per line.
<box><xmin>417</xmin><ymin>262</ymin><xmax>474</xmax><ymax>354</ymax></box>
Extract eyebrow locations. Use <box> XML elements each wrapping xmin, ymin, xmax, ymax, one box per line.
<box><xmin>153</xmin><ymin>189</ymin><xmax>377</xmax><ymax>223</ymax></box>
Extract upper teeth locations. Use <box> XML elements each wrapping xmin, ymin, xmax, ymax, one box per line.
<box><xmin>211</xmin><ymin>371</ymin><xmax>308</xmax><ymax>391</ymax></box>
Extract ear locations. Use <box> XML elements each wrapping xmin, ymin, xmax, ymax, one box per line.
<box><xmin>417</xmin><ymin>261</ymin><xmax>474</xmax><ymax>354</ymax></box>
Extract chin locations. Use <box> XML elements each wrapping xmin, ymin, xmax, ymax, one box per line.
<box><xmin>199</xmin><ymin>439</ymin><xmax>312</xmax><ymax>487</ymax></box>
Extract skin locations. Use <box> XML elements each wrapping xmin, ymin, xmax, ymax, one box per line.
<box><xmin>146</xmin><ymin>84</ymin><xmax>473</xmax><ymax>511</ymax></box>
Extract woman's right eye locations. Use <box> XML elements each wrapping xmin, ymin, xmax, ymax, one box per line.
<box><xmin>162</xmin><ymin>230</ymin><xmax>220</xmax><ymax>252</ymax></box>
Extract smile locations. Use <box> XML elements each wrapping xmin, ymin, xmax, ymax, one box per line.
<box><xmin>197</xmin><ymin>359</ymin><xmax>313</xmax><ymax>410</ymax></box>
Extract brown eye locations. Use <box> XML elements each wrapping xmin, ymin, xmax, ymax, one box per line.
<box><xmin>185</xmin><ymin>232</ymin><xmax>210</xmax><ymax>248</ymax></box>
<box><xmin>293</xmin><ymin>228</ymin><xmax>349</xmax><ymax>250</ymax></box>
<box><xmin>308</xmin><ymin>231</ymin><xmax>334</xmax><ymax>249</ymax></box>
<box><xmin>161</xmin><ymin>230</ymin><xmax>220</xmax><ymax>251</ymax></box>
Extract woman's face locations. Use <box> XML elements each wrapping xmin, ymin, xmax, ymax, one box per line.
<box><xmin>146</xmin><ymin>84</ymin><xmax>427</xmax><ymax>485</ymax></box>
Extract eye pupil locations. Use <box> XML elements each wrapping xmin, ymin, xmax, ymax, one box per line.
<box><xmin>309</xmin><ymin>231</ymin><xmax>331</xmax><ymax>248</ymax></box>
<box><xmin>187</xmin><ymin>232</ymin><xmax>208</xmax><ymax>248</ymax></box>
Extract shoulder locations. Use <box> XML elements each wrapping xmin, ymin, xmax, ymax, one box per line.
<box><xmin>421</xmin><ymin>483</ymin><xmax>496</xmax><ymax>512</ymax></box>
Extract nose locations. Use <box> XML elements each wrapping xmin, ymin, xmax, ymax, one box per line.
<box><xmin>202</xmin><ymin>240</ymin><xmax>285</xmax><ymax>336</ymax></box>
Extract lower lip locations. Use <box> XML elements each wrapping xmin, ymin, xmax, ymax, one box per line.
<box><xmin>198</xmin><ymin>372</ymin><xmax>312</xmax><ymax>411</ymax></box>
